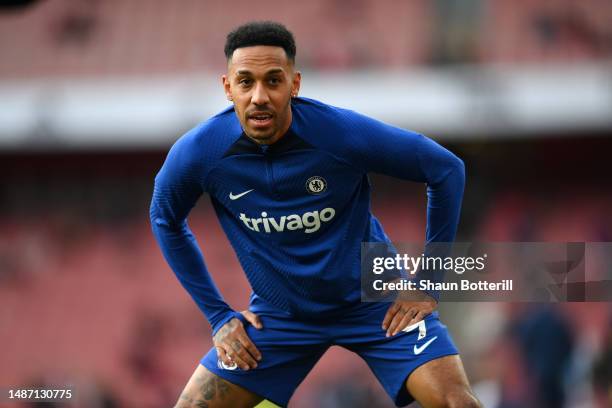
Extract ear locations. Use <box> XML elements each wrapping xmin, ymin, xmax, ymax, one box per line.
<box><xmin>221</xmin><ymin>74</ymin><xmax>232</xmax><ymax>101</ymax></box>
<box><xmin>291</xmin><ymin>71</ymin><xmax>302</xmax><ymax>97</ymax></box>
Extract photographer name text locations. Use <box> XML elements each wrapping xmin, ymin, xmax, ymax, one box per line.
<box><xmin>372</xmin><ymin>278</ymin><xmax>513</xmax><ymax>292</ymax></box>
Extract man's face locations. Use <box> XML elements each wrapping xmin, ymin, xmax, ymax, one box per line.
<box><xmin>223</xmin><ymin>46</ymin><xmax>301</xmax><ymax>145</ymax></box>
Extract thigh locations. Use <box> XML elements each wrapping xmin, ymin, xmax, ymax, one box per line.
<box><xmin>201</xmin><ymin>299</ymin><xmax>329</xmax><ymax>406</ymax></box>
<box><xmin>336</xmin><ymin>303</ymin><xmax>459</xmax><ymax>406</ymax></box>
<box><xmin>175</xmin><ymin>364</ymin><xmax>263</xmax><ymax>408</ymax></box>
<box><xmin>406</xmin><ymin>354</ymin><xmax>480</xmax><ymax>408</ymax></box>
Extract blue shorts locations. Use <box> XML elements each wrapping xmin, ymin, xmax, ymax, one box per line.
<box><xmin>201</xmin><ymin>297</ymin><xmax>458</xmax><ymax>407</ymax></box>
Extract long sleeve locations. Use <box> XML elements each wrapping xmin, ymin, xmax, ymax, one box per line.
<box><xmin>149</xmin><ymin>132</ymin><xmax>239</xmax><ymax>335</ymax></box>
<box><xmin>339</xmin><ymin>110</ymin><xmax>466</xmax><ymax>300</ymax></box>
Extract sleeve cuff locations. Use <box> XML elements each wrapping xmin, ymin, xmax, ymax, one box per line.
<box><xmin>210</xmin><ymin>310</ymin><xmax>243</xmax><ymax>337</ymax></box>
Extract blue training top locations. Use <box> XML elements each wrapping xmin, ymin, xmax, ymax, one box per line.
<box><xmin>150</xmin><ymin>97</ymin><xmax>465</xmax><ymax>335</ymax></box>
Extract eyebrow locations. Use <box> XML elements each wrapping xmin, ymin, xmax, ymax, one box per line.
<box><xmin>236</xmin><ymin>68</ymin><xmax>285</xmax><ymax>76</ymax></box>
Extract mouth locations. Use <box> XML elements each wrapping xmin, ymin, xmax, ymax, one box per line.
<box><xmin>247</xmin><ymin>111</ymin><xmax>274</xmax><ymax>128</ymax></box>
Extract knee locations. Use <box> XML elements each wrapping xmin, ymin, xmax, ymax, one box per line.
<box><xmin>430</xmin><ymin>389</ymin><xmax>481</xmax><ymax>408</ymax></box>
<box><xmin>172</xmin><ymin>396</ymin><xmax>208</xmax><ymax>408</ymax></box>
<box><xmin>172</xmin><ymin>399</ymin><xmax>193</xmax><ymax>408</ymax></box>
<box><xmin>173</xmin><ymin>400</ymin><xmax>210</xmax><ymax>408</ymax></box>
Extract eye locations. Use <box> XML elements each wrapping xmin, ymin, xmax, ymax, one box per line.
<box><xmin>268</xmin><ymin>77</ymin><xmax>281</xmax><ymax>85</ymax></box>
<box><xmin>238</xmin><ymin>78</ymin><xmax>252</xmax><ymax>86</ymax></box>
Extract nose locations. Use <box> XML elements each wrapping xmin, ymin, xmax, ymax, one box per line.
<box><xmin>251</xmin><ymin>82</ymin><xmax>270</xmax><ymax>106</ymax></box>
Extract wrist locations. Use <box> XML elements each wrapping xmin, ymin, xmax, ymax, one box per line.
<box><xmin>211</xmin><ymin>310</ymin><xmax>242</xmax><ymax>336</ymax></box>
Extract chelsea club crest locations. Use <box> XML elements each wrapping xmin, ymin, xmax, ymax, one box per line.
<box><xmin>306</xmin><ymin>176</ymin><xmax>327</xmax><ymax>194</ymax></box>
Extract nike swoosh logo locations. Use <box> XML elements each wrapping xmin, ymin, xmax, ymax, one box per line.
<box><xmin>229</xmin><ymin>189</ymin><xmax>254</xmax><ymax>200</ymax></box>
<box><xmin>413</xmin><ymin>336</ymin><xmax>438</xmax><ymax>355</ymax></box>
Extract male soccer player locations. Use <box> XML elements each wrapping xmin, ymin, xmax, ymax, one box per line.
<box><xmin>151</xmin><ymin>21</ymin><xmax>480</xmax><ymax>408</ymax></box>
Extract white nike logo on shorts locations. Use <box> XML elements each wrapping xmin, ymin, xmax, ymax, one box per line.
<box><xmin>229</xmin><ymin>189</ymin><xmax>254</xmax><ymax>200</ymax></box>
<box><xmin>413</xmin><ymin>336</ymin><xmax>438</xmax><ymax>355</ymax></box>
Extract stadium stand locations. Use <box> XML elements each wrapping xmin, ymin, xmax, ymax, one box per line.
<box><xmin>0</xmin><ymin>0</ymin><xmax>610</xmax><ymax>79</ymax></box>
<box><xmin>1</xmin><ymin>1</ymin><xmax>611</xmax><ymax>407</ymax></box>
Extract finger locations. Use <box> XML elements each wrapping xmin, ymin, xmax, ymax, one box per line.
<box><xmin>392</xmin><ymin>309</ymin><xmax>419</xmax><ymax>336</ymax></box>
<box><xmin>227</xmin><ymin>349</ymin><xmax>251</xmax><ymax>371</ymax></box>
<box><xmin>382</xmin><ymin>303</ymin><xmax>400</xmax><ymax>330</ymax></box>
<box><xmin>216</xmin><ymin>347</ymin><xmax>234</xmax><ymax>367</ymax></box>
<box><xmin>232</xmin><ymin>322</ymin><xmax>262</xmax><ymax>362</ymax></box>
<box><xmin>387</xmin><ymin>308</ymin><xmax>415</xmax><ymax>337</ymax></box>
<box><xmin>230</xmin><ymin>339</ymin><xmax>258</xmax><ymax>370</ymax></box>
<box><xmin>242</xmin><ymin>310</ymin><xmax>263</xmax><ymax>329</ymax></box>
<box><xmin>238</xmin><ymin>334</ymin><xmax>262</xmax><ymax>362</ymax></box>
<box><xmin>406</xmin><ymin>310</ymin><xmax>428</xmax><ymax>328</ymax></box>
<box><xmin>385</xmin><ymin>308</ymin><xmax>405</xmax><ymax>337</ymax></box>
<box><xmin>226</xmin><ymin>346</ymin><xmax>251</xmax><ymax>371</ymax></box>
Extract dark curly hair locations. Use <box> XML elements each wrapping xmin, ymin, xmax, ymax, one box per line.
<box><xmin>224</xmin><ymin>21</ymin><xmax>296</xmax><ymax>62</ymax></box>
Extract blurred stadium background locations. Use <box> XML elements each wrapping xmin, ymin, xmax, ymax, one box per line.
<box><xmin>1</xmin><ymin>0</ymin><xmax>611</xmax><ymax>407</ymax></box>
